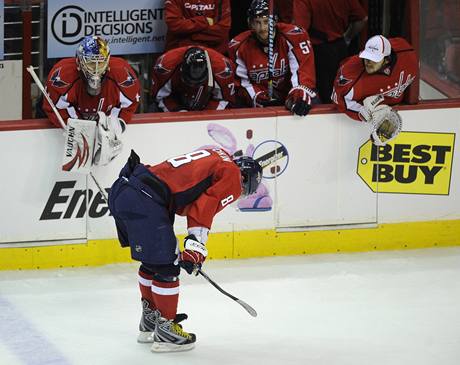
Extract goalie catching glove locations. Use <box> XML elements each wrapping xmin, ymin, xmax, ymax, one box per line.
<box><xmin>179</xmin><ymin>234</ymin><xmax>208</xmax><ymax>275</ymax></box>
<box><xmin>371</xmin><ymin>107</ymin><xmax>402</xmax><ymax>146</ymax></box>
<box><xmin>358</xmin><ymin>95</ymin><xmax>402</xmax><ymax>146</ymax></box>
<box><xmin>285</xmin><ymin>86</ymin><xmax>316</xmax><ymax>116</ymax></box>
<box><xmin>93</xmin><ymin>111</ymin><xmax>126</xmax><ymax>166</ymax></box>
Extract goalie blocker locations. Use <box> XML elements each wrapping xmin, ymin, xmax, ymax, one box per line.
<box><xmin>62</xmin><ymin>112</ymin><xmax>126</xmax><ymax>174</ymax></box>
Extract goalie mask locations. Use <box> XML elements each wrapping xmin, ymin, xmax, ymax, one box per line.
<box><xmin>76</xmin><ymin>36</ymin><xmax>110</xmax><ymax>96</ymax></box>
<box><xmin>234</xmin><ymin>156</ymin><xmax>263</xmax><ymax>197</ymax></box>
<box><xmin>181</xmin><ymin>47</ymin><xmax>208</xmax><ymax>86</ymax></box>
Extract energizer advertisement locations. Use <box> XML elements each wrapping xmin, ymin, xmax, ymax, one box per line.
<box><xmin>47</xmin><ymin>0</ymin><xmax>166</xmax><ymax>58</ymax></box>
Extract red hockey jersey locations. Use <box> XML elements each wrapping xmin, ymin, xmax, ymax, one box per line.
<box><xmin>332</xmin><ymin>38</ymin><xmax>418</xmax><ymax>121</ymax></box>
<box><xmin>229</xmin><ymin>23</ymin><xmax>316</xmax><ymax>106</ymax></box>
<box><xmin>43</xmin><ymin>57</ymin><xmax>140</xmax><ymax>128</ymax></box>
<box><xmin>149</xmin><ymin>148</ymin><xmax>242</xmax><ymax>229</ymax></box>
<box><xmin>151</xmin><ymin>46</ymin><xmax>236</xmax><ymax>111</ymax></box>
<box><xmin>165</xmin><ymin>0</ymin><xmax>231</xmax><ymax>55</ymax></box>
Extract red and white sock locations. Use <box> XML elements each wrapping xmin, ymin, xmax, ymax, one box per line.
<box><xmin>151</xmin><ymin>278</ymin><xmax>179</xmax><ymax>320</ymax></box>
<box><xmin>138</xmin><ymin>269</ymin><xmax>154</xmax><ymax>308</ymax></box>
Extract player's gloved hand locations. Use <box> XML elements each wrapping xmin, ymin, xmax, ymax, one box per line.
<box><xmin>371</xmin><ymin>108</ymin><xmax>402</xmax><ymax>146</ymax></box>
<box><xmin>93</xmin><ymin>112</ymin><xmax>126</xmax><ymax>166</ymax></box>
<box><xmin>358</xmin><ymin>94</ymin><xmax>385</xmax><ymax>123</ymax></box>
<box><xmin>253</xmin><ymin>91</ymin><xmax>280</xmax><ymax>108</ymax></box>
<box><xmin>179</xmin><ymin>234</ymin><xmax>208</xmax><ymax>275</ymax></box>
<box><xmin>285</xmin><ymin>86</ymin><xmax>316</xmax><ymax>116</ymax></box>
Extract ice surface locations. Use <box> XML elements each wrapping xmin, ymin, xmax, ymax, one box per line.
<box><xmin>1</xmin><ymin>247</ymin><xmax>460</xmax><ymax>365</ymax></box>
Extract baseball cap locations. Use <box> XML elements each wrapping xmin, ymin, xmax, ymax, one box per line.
<box><xmin>359</xmin><ymin>35</ymin><xmax>391</xmax><ymax>62</ymax></box>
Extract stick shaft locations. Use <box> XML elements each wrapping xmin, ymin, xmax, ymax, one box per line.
<box><xmin>197</xmin><ymin>268</ymin><xmax>257</xmax><ymax>317</ymax></box>
<box><xmin>26</xmin><ymin>66</ymin><xmax>66</xmax><ymax>130</ymax></box>
<box><xmin>89</xmin><ymin>172</ymin><xmax>109</xmax><ymax>204</ymax></box>
<box><xmin>267</xmin><ymin>0</ymin><xmax>275</xmax><ymax>99</ymax></box>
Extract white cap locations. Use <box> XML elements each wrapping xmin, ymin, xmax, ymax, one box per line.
<box><xmin>359</xmin><ymin>35</ymin><xmax>391</xmax><ymax>62</ymax></box>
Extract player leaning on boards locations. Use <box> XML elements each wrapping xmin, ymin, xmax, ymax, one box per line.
<box><xmin>229</xmin><ymin>0</ymin><xmax>318</xmax><ymax>116</ymax></box>
<box><xmin>151</xmin><ymin>46</ymin><xmax>237</xmax><ymax>111</ymax></box>
<box><xmin>43</xmin><ymin>36</ymin><xmax>140</xmax><ymax>166</ymax></box>
<box><xmin>332</xmin><ymin>35</ymin><xmax>418</xmax><ymax>145</ymax></box>
<box><xmin>108</xmin><ymin>149</ymin><xmax>262</xmax><ymax>352</ymax></box>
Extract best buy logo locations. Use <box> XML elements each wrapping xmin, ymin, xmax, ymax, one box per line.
<box><xmin>357</xmin><ymin>132</ymin><xmax>455</xmax><ymax>195</ymax></box>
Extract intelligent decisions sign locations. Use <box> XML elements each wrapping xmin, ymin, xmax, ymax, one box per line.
<box><xmin>357</xmin><ymin>132</ymin><xmax>455</xmax><ymax>195</ymax></box>
<box><xmin>47</xmin><ymin>0</ymin><xmax>167</xmax><ymax>58</ymax></box>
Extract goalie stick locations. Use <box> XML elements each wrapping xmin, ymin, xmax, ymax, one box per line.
<box><xmin>197</xmin><ymin>268</ymin><xmax>258</xmax><ymax>317</ymax></box>
<box><xmin>26</xmin><ymin>66</ymin><xmax>109</xmax><ymax>205</ymax></box>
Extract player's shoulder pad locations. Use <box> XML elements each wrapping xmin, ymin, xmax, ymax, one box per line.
<box><xmin>389</xmin><ymin>37</ymin><xmax>414</xmax><ymax>53</ymax></box>
<box><xmin>229</xmin><ymin>31</ymin><xmax>252</xmax><ymax>51</ymax></box>
<box><xmin>153</xmin><ymin>47</ymin><xmax>186</xmax><ymax>76</ymax></box>
<box><xmin>335</xmin><ymin>55</ymin><xmax>363</xmax><ymax>88</ymax></box>
<box><xmin>207</xmin><ymin>49</ymin><xmax>235</xmax><ymax>80</ymax></box>
<box><xmin>107</xmin><ymin>57</ymin><xmax>139</xmax><ymax>89</ymax></box>
<box><xmin>47</xmin><ymin>58</ymin><xmax>79</xmax><ymax>90</ymax></box>
<box><xmin>277</xmin><ymin>22</ymin><xmax>308</xmax><ymax>39</ymax></box>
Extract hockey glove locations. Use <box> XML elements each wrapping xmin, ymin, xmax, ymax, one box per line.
<box><xmin>358</xmin><ymin>94</ymin><xmax>385</xmax><ymax>123</ymax></box>
<box><xmin>179</xmin><ymin>234</ymin><xmax>208</xmax><ymax>275</ymax></box>
<box><xmin>253</xmin><ymin>91</ymin><xmax>281</xmax><ymax>108</ymax></box>
<box><xmin>93</xmin><ymin>112</ymin><xmax>126</xmax><ymax>166</ymax></box>
<box><xmin>285</xmin><ymin>86</ymin><xmax>316</xmax><ymax>116</ymax></box>
<box><xmin>371</xmin><ymin>108</ymin><xmax>402</xmax><ymax>146</ymax></box>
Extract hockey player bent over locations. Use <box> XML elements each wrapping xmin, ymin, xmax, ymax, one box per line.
<box><xmin>43</xmin><ymin>36</ymin><xmax>140</xmax><ymax>165</ymax></box>
<box><xmin>108</xmin><ymin>149</ymin><xmax>262</xmax><ymax>352</ymax></box>
<box><xmin>332</xmin><ymin>35</ymin><xmax>418</xmax><ymax>145</ymax></box>
<box><xmin>151</xmin><ymin>46</ymin><xmax>236</xmax><ymax>112</ymax></box>
<box><xmin>229</xmin><ymin>0</ymin><xmax>318</xmax><ymax>115</ymax></box>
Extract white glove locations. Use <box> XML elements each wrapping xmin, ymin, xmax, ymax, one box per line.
<box><xmin>93</xmin><ymin>112</ymin><xmax>126</xmax><ymax>166</ymax></box>
<box><xmin>358</xmin><ymin>94</ymin><xmax>385</xmax><ymax>122</ymax></box>
<box><xmin>187</xmin><ymin>227</ymin><xmax>210</xmax><ymax>244</ymax></box>
<box><xmin>179</xmin><ymin>234</ymin><xmax>208</xmax><ymax>275</ymax></box>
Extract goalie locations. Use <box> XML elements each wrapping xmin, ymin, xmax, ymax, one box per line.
<box><xmin>42</xmin><ymin>36</ymin><xmax>141</xmax><ymax>166</ymax></box>
<box><xmin>331</xmin><ymin>35</ymin><xmax>418</xmax><ymax>145</ymax></box>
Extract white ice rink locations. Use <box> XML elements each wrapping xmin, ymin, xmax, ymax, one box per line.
<box><xmin>1</xmin><ymin>247</ymin><xmax>460</xmax><ymax>365</ymax></box>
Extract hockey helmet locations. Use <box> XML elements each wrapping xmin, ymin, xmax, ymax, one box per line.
<box><xmin>234</xmin><ymin>156</ymin><xmax>263</xmax><ymax>196</ymax></box>
<box><xmin>181</xmin><ymin>47</ymin><xmax>208</xmax><ymax>86</ymax></box>
<box><xmin>247</xmin><ymin>0</ymin><xmax>274</xmax><ymax>22</ymax></box>
<box><xmin>76</xmin><ymin>36</ymin><xmax>110</xmax><ymax>96</ymax></box>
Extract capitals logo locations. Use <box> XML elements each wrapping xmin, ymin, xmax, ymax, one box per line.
<box><xmin>154</xmin><ymin>55</ymin><xmax>171</xmax><ymax>75</ymax></box>
<box><xmin>119</xmin><ymin>68</ymin><xmax>136</xmax><ymax>88</ymax></box>
<box><xmin>50</xmin><ymin>67</ymin><xmax>69</xmax><ymax>88</ymax></box>
<box><xmin>216</xmin><ymin>59</ymin><xmax>233</xmax><ymax>79</ymax></box>
<box><xmin>248</xmin><ymin>53</ymin><xmax>287</xmax><ymax>83</ymax></box>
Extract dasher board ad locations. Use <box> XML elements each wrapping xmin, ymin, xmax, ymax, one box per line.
<box><xmin>47</xmin><ymin>0</ymin><xmax>166</xmax><ymax>58</ymax></box>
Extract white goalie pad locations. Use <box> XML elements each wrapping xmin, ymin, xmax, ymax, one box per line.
<box><xmin>371</xmin><ymin>107</ymin><xmax>403</xmax><ymax>146</ymax></box>
<box><xmin>61</xmin><ymin>118</ymin><xmax>97</xmax><ymax>174</ymax></box>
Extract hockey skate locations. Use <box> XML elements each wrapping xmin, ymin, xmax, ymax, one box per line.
<box><xmin>151</xmin><ymin>316</ymin><xmax>196</xmax><ymax>353</ymax></box>
<box><xmin>137</xmin><ymin>299</ymin><xmax>159</xmax><ymax>343</ymax></box>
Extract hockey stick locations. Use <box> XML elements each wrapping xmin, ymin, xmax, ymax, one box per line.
<box><xmin>197</xmin><ymin>268</ymin><xmax>258</xmax><ymax>317</ymax></box>
<box><xmin>267</xmin><ymin>0</ymin><xmax>275</xmax><ymax>100</ymax></box>
<box><xmin>26</xmin><ymin>66</ymin><xmax>109</xmax><ymax>204</ymax></box>
<box><xmin>204</xmin><ymin>50</ymin><xmax>214</xmax><ymax>88</ymax></box>
<box><xmin>27</xmin><ymin>66</ymin><xmax>66</xmax><ymax>130</ymax></box>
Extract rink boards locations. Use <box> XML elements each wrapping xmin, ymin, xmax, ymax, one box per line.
<box><xmin>0</xmin><ymin>105</ymin><xmax>459</xmax><ymax>269</ymax></box>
